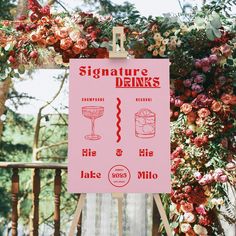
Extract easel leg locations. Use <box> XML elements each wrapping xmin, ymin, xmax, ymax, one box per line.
<box><xmin>117</xmin><ymin>197</ymin><xmax>123</xmax><ymax>236</ymax></box>
<box><xmin>112</xmin><ymin>193</ymin><xmax>123</xmax><ymax>236</ymax></box>
<box><xmin>153</xmin><ymin>194</ymin><xmax>172</xmax><ymax>236</ymax></box>
<box><xmin>69</xmin><ymin>193</ymin><xmax>86</xmax><ymax>236</ymax></box>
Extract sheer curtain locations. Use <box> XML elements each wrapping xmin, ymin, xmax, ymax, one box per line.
<box><xmin>82</xmin><ymin>194</ymin><xmax>153</xmax><ymax>236</ymax></box>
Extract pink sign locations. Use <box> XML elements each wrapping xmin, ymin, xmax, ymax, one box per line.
<box><xmin>68</xmin><ymin>59</ymin><xmax>171</xmax><ymax>193</ymax></box>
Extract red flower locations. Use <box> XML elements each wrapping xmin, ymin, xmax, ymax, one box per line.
<box><xmin>174</xmin><ymin>79</ymin><xmax>183</xmax><ymax>90</ymax></box>
<box><xmin>96</xmin><ymin>48</ymin><xmax>109</xmax><ymax>58</ymax></box>
<box><xmin>194</xmin><ymin>136</ymin><xmax>204</xmax><ymax>147</ymax></box>
<box><xmin>199</xmin><ymin>216</ymin><xmax>211</xmax><ymax>226</ymax></box>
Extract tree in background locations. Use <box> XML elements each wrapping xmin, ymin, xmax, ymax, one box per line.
<box><xmin>0</xmin><ymin>0</ymin><xmax>16</xmax><ymax>20</ymax></box>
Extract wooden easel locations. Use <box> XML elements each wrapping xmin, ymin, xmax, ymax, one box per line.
<box><xmin>69</xmin><ymin>193</ymin><xmax>172</xmax><ymax>236</ymax></box>
<box><xmin>69</xmin><ymin>27</ymin><xmax>172</xmax><ymax>236</ymax></box>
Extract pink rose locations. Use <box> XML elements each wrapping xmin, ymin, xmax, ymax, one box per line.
<box><xmin>195</xmin><ymin>205</ymin><xmax>207</xmax><ymax>215</ymax></box>
<box><xmin>214</xmin><ymin>168</ymin><xmax>224</xmax><ymax>175</ymax></box>
<box><xmin>201</xmin><ymin>57</ymin><xmax>210</xmax><ymax>67</ymax></box>
<box><xmin>209</xmin><ymin>54</ymin><xmax>218</xmax><ymax>63</ymax></box>
<box><xmin>194</xmin><ymin>172</ymin><xmax>202</xmax><ymax>180</ymax></box>
<box><xmin>218</xmin><ymin>175</ymin><xmax>228</xmax><ymax>183</ymax></box>
<box><xmin>184</xmin><ymin>212</ymin><xmax>196</xmax><ymax>223</ymax></box>
<box><xmin>195</xmin><ymin>59</ymin><xmax>202</xmax><ymax>69</ymax></box>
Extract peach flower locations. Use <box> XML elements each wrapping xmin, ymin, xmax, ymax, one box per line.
<box><xmin>220</xmin><ymin>44</ymin><xmax>232</xmax><ymax>57</ymax></box>
<box><xmin>57</xmin><ymin>27</ymin><xmax>69</xmax><ymax>39</ymax></box>
<box><xmin>181</xmin><ymin>103</ymin><xmax>193</xmax><ymax>114</ymax></box>
<box><xmin>181</xmin><ymin>202</ymin><xmax>194</xmax><ymax>213</ymax></box>
<box><xmin>211</xmin><ymin>100</ymin><xmax>222</xmax><ymax>112</ymax></box>
<box><xmin>37</xmin><ymin>26</ymin><xmax>46</xmax><ymax>36</ymax></box>
<box><xmin>30</xmin><ymin>32</ymin><xmax>40</xmax><ymax>42</ymax></box>
<box><xmin>231</xmin><ymin>95</ymin><xmax>236</xmax><ymax>105</ymax></box>
<box><xmin>41</xmin><ymin>16</ymin><xmax>50</xmax><ymax>24</ymax></box>
<box><xmin>187</xmin><ymin>111</ymin><xmax>197</xmax><ymax>123</ymax></box>
<box><xmin>72</xmin><ymin>44</ymin><xmax>82</xmax><ymax>55</ymax></box>
<box><xmin>197</xmin><ymin>108</ymin><xmax>210</xmax><ymax>118</ymax></box>
<box><xmin>37</xmin><ymin>38</ymin><xmax>47</xmax><ymax>47</ymax></box>
<box><xmin>221</xmin><ymin>94</ymin><xmax>232</xmax><ymax>105</ymax></box>
<box><xmin>76</xmin><ymin>38</ymin><xmax>88</xmax><ymax>50</ymax></box>
<box><xmin>186</xmin><ymin>229</ymin><xmax>197</xmax><ymax>236</ymax></box>
<box><xmin>60</xmin><ymin>38</ymin><xmax>73</xmax><ymax>50</ymax></box>
<box><xmin>46</xmin><ymin>35</ymin><xmax>57</xmax><ymax>45</ymax></box>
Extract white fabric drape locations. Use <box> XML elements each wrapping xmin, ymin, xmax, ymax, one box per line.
<box><xmin>82</xmin><ymin>194</ymin><xmax>153</xmax><ymax>236</ymax></box>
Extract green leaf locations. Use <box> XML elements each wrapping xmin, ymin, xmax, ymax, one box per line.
<box><xmin>212</xmin><ymin>27</ymin><xmax>222</xmax><ymax>38</ymax></box>
<box><xmin>14</xmin><ymin>73</ymin><xmax>20</xmax><ymax>78</ymax></box>
<box><xmin>194</xmin><ymin>16</ymin><xmax>205</xmax><ymax>27</ymax></box>
<box><xmin>171</xmin><ymin>222</ymin><xmax>179</xmax><ymax>228</ymax></box>
<box><xmin>227</xmin><ymin>59</ymin><xmax>234</xmax><ymax>65</ymax></box>
<box><xmin>18</xmin><ymin>65</ymin><xmax>25</xmax><ymax>74</ymax></box>
<box><xmin>0</xmin><ymin>53</ymin><xmax>7</xmax><ymax>62</ymax></box>
<box><xmin>206</xmin><ymin>27</ymin><xmax>215</xmax><ymax>41</ymax></box>
<box><xmin>210</xmin><ymin>12</ymin><xmax>222</xmax><ymax>28</ymax></box>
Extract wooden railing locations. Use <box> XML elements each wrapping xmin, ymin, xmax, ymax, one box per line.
<box><xmin>0</xmin><ymin>162</ymin><xmax>161</xmax><ymax>236</ymax></box>
<box><xmin>0</xmin><ymin>162</ymin><xmax>69</xmax><ymax>236</ymax></box>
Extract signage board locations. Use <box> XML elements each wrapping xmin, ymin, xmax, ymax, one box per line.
<box><xmin>68</xmin><ymin>59</ymin><xmax>170</xmax><ymax>193</ymax></box>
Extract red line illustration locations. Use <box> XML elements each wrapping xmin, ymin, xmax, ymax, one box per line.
<box><xmin>82</xmin><ymin>106</ymin><xmax>104</xmax><ymax>140</ymax></box>
<box><xmin>116</xmin><ymin>98</ymin><xmax>121</xmax><ymax>143</ymax></box>
<box><xmin>135</xmin><ymin>108</ymin><xmax>156</xmax><ymax>138</ymax></box>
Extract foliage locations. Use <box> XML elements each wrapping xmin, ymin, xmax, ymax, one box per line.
<box><xmin>0</xmin><ymin>0</ymin><xmax>16</xmax><ymax>20</ymax></box>
<box><xmin>202</xmin><ymin>0</ymin><xmax>236</xmax><ymax>17</ymax></box>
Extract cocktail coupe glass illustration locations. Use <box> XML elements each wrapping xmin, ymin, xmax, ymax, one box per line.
<box><xmin>135</xmin><ymin>108</ymin><xmax>156</xmax><ymax>138</ymax></box>
<box><xmin>82</xmin><ymin>106</ymin><xmax>104</xmax><ymax>140</ymax></box>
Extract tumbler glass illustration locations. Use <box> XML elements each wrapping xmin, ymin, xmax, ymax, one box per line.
<box><xmin>135</xmin><ymin>108</ymin><xmax>156</xmax><ymax>138</ymax></box>
<box><xmin>82</xmin><ymin>106</ymin><xmax>104</xmax><ymax>140</ymax></box>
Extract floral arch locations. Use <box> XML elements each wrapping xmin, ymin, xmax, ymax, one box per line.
<box><xmin>0</xmin><ymin>0</ymin><xmax>236</xmax><ymax>235</ymax></box>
